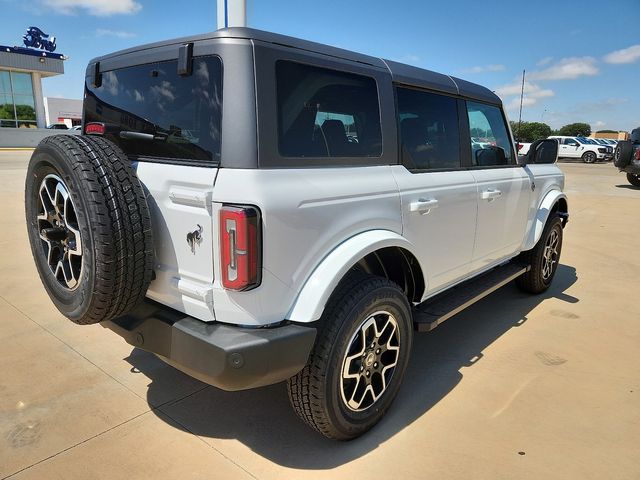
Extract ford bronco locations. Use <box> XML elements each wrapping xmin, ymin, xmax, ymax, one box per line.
<box><xmin>25</xmin><ymin>28</ymin><xmax>568</xmax><ymax>440</ymax></box>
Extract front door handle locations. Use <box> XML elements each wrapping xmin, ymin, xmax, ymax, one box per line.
<box><xmin>409</xmin><ymin>198</ymin><xmax>439</xmax><ymax>214</ymax></box>
<box><xmin>481</xmin><ymin>189</ymin><xmax>502</xmax><ymax>201</ymax></box>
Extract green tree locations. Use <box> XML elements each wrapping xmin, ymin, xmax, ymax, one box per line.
<box><xmin>510</xmin><ymin>121</ymin><xmax>552</xmax><ymax>142</ymax></box>
<box><xmin>558</xmin><ymin>122</ymin><xmax>591</xmax><ymax>137</ymax></box>
<box><xmin>596</xmin><ymin>129</ymin><xmax>617</xmax><ymax>134</ymax></box>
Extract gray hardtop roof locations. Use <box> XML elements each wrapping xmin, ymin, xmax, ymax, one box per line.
<box><xmin>90</xmin><ymin>27</ymin><xmax>500</xmax><ymax>105</ymax></box>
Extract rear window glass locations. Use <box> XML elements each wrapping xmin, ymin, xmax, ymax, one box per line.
<box><xmin>84</xmin><ymin>56</ymin><xmax>222</xmax><ymax>163</ymax></box>
<box><xmin>276</xmin><ymin>61</ymin><xmax>382</xmax><ymax>158</ymax></box>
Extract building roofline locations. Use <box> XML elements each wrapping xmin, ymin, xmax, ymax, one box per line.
<box><xmin>0</xmin><ymin>45</ymin><xmax>65</xmax><ymax>60</ymax></box>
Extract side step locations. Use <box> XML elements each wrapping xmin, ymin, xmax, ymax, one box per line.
<box><xmin>413</xmin><ymin>262</ymin><xmax>530</xmax><ymax>332</ymax></box>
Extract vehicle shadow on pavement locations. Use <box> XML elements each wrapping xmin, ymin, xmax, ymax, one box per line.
<box><xmin>614</xmin><ymin>184</ymin><xmax>640</xmax><ymax>190</ymax></box>
<box><xmin>126</xmin><ymin>264</ymin><xmax>578</xmax><ymax>469</ymax></box>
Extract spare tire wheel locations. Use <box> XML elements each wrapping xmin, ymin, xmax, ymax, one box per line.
<box><xmin>25</xmin><ymin>134</ymin><xmax>154</xmax><ymax>325</ymax></box>
<box><xmin>613</xmin><ymin>141</ymin><xmax>633</xmax><ymax>168</ymax></box>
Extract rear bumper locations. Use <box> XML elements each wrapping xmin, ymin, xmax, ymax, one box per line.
<box><xmin>102</xmin><ymin>300</ymin><xmax>316</xmax><ymax>391</ymax></box>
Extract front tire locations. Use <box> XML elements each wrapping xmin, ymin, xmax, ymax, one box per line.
<box><xmin>517</xmin><ymin>215</ymin><xmax>563</xmax><ymax>294</ymax></box>
<box><xmin>582</xmin><ymin>151</ymin><xmax>596</xmax><ymax>163</ymax></box>
<box><xmin>627</xmin><ymin>173</ymin><xmax>640</xmax><ymax>187</ymax></box>
<box><xmin>287</xmin><ymin>274</ymin><xmax>413</xmax><ymax>440</ymax></box>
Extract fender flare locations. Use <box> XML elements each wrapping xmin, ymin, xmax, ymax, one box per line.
<box><xmin>521</xmin><ymin>190</ymin><xmax>568</xmax><ymax>251</ymax></box>
<box><xmin>286</xmin><ymin>230</ymin><xmax>418</xmax><ymax>323</ymax></box>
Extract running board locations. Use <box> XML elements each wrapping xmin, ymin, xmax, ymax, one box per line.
<box><xmin>413</xmin><ymin>262</ymin><xmax>530</xmax><ymax>332</ymax></box>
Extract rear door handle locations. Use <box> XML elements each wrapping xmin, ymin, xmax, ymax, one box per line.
<box><xmin>409</xmin><ymin>198</ymin><xmax>439</xmax><ymax>214</ymax></box>
<box><xmin>481</xmin><ymin>189</ymin><xmax>502</xmax><ymax>200</ymax></box>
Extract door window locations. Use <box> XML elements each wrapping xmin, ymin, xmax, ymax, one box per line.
<box><xmin>396</xmin><ymin>87</ymin><xmax>461</xmax><ymax>171</ymax></box>
<box><xmin>276</xmin><ymin>61</ymin><xmax>382</xmax><ymax>158</ymax></box>
<box><xmin>466</xmin><ymin>101</ymin><xmax>514</xmax><ymax>167</ymax></box>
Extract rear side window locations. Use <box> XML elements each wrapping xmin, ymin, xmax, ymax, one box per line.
<box><xmin>466</xmin><ymin>101</ymin><xmax>514</xmax><ymax>167</ymax></box>
<box><xmin>396</xmin><ymin>87</ymin><xmax>461</xmax><ymax>171</ymax></box>
<box><xmin>84</xmin><ymin>56</ymin><xmax>222</xmax><ymax>163</ymax></box>
<box><xmin>276</xmin><ymin>61</ymin><xmax>382</xmax><ymax>158</ymax></box>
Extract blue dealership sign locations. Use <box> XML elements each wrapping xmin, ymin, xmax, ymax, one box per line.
<box><xmin>23</xmin><ymin>27</ymin><xmax>57</xmax><ymax>53</ymax></box>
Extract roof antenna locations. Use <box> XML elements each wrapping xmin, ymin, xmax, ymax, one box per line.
<box><xmin>517</xmin><ymin>69</ymin><xmax>525</xmax><ymax>141</ymax></box>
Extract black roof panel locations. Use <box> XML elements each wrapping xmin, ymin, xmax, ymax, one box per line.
<box><xmin>90</xmin><ymin>27</ymin><xmax>501</xmax><ymax>105</ymax></box>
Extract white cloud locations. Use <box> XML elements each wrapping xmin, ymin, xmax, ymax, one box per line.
<box><xmin>536</xmin><ymin>56</ymin><xmax>553</xmax><ymax>67</ymax></box>
<box><xmin>96</xmin><ymin>28</ymin><xmax>135</xmax><ymax>38</ymax></box>
<box><xmin>603</xmin><ymin>45</ymin><xmax>640</xmax><ymax>64</ymax></box>
<box><xmin>496</xmin><ymin>80</ymin><xmax>554</xmax><ymax>99</ymax></box>
<box><xmin>44</xmin><ymin>0</ymin><xmax>141</xmax><ymax>16</ymax></box>
<box><xmin>495</xmin><ymin>80</ymin><xmax>554</xmax><ymax>111</ymax></box>
<box><xmin>528</xmin><ymin>57</ymin><xmax>598</xmax><ymax>81</ymax></box>
<box><xmin>594</xmin><ymin>120</ymin><xmax>606</xmax><ymax>128</ymax></box>
<box><xmin>506</xmin><ymin>96</ymin><xmax>537</xmax><ymax>111</ymax></box>
<box><xmin>461</xmin><ymin>64</ymin><xmax>505</xmax><ymax>74</ymax></box>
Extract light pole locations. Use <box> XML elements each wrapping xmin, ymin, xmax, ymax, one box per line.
<box><xmin>217</xmin><ymin>0</ymin><xmax>247</xmax><ymax>30</ymax></box>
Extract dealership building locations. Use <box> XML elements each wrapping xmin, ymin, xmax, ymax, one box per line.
<box><xmin>0</xmin><ymin>44</ymin><xmax>66</xmax><ymax>129</ymax></box>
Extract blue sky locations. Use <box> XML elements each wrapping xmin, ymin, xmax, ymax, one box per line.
<box><xmin>2</xmin><ymin>0</ymin><xmax>639</xmax><ymax>131</ymax></box>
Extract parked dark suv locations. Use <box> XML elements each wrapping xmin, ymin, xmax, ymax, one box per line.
<box><xmin>614</xmin><ymin>128</ymin><xmax>640</xmax><ymax>187</ymax></box>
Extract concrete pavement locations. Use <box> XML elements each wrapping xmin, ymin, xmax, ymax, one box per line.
<box><xmin>1</xmin><ymin>150</ymin><xmax>639</xmax><ymax>479</ymax></box>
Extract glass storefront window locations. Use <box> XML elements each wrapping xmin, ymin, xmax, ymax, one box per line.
<box><xmin>0</xmin><ymin>93</ymin><xmax>16</xmax><ymax>120</ymax></box>
<box><xmin>14</xmin><ymin>95</ymin><xmax>36</xmax><ymax>121</ymax></box>
<box><xmin>0</xmin><ymin>72</ymin><xmax>11</xmax><ymax>94</ymax></box>
<box><xmin>11</xmin><ymin>72</ymin><xmax>33</xmax><ymax>95</ymax></box>
<box><xmin>0</xmin><ymin>71</ymin><xmax>36</xmax><ymax>128</ymax></box>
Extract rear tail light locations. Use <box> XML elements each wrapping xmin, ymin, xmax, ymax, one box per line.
<box><xmin>219</xmin><ymin>205</ymin><xmax>261</xmax><ymax>291</ymax></box>
<box><xmin>635</xmin><ymin>148</ymin><xmax>640</xmax><ymax>161</ymax></box>
<box><xmin>85</xmin><ymin>122</ymin><xmax>105</xmax><ymax>135</ymax></box>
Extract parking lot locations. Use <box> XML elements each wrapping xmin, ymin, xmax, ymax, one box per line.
<box><xmin>1</xmin><ymin>150</ymin><xmax>638</xmax><ymax>480</ymax></box>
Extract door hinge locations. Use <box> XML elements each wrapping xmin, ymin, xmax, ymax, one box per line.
<box><xmin>531</xmin><ymin>181</ymin><xmax>536</xmax><ymax>191</ymax></box>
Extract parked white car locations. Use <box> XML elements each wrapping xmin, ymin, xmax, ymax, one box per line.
<box><xmin>549</xmin><ymin>135</ymin><xmax>610</xmax><ymax>163</ymax></box>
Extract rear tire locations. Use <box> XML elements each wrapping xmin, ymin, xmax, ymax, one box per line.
<box><xmin>287</xmin><ymin>274</ymin><xmax>413</xmax><ymax>440</ymax></box>
<box><xmin>581</xmin><ymin>151</ymin><xmax>596</xmax><ymax>163</ymax></box>
<box><xmin>627</xmin><ymin>173</ymin><xmax>640</xmax><ymax>187</ymax></box>
<box><xmin>25</xmin><ymin>135</ymin><xmax>154</xmax><ymax>324</ymax></box>
<box><xmin>516</xmin><ymin>215</ymin><xmax>563</xmax><ymax>294</ymax></box>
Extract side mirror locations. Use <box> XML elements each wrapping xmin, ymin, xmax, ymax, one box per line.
<box><xmin>523</xmin><ymin>138</ymin><xmax>558</xmax><ymax>165</ymax></box>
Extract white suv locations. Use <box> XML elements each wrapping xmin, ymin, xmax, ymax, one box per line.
<box><xmin>25</xmin><ymin>28</ymin><xmax>568</xmax><ymax>440</ymax></box>
<box><xmin>549</xmin><ymin>135</ymin><xmax>610</xmax><ymax>162</ymax></box>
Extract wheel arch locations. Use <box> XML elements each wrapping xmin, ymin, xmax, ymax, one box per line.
<box><xmin>286</xmin><ymin>230</ymin><xmax>425</xmax><ymax>323</ymax></box>
<box><xmin>521</xmin><ymin>190</ymin><xmax>568</xmax><ymax>251</ymax></box>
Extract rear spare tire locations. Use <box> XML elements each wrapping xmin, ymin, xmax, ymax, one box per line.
<box><xmin>25</xmin><ymin>135</ymin><xmax>154</xmax><ymax>324</ymax></box>
<box><xmin>614</xmin><ymin>141</ymin><xmax>633</xmax><ymax>168</ymax></box>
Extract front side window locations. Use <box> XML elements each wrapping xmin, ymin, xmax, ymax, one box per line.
<box><xmin>84</xmin><ymin>56</ymin><xmax>222</xmax><ymax>163</ymax></box>
<box><xmin>467</xmin><ymin>101</ymin><xmax>514</xmax><ymax>166</ymax></box>
<box><xmin>396</xmin><ymin>87</ymin><xmax>461</xmax><ymax>171</ymax></box>
<box><xmin>276</xmin><ymin>61</ymin><xmax>382</xmax><ymax>158</ymax></box>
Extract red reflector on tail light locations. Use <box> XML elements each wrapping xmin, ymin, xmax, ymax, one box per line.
<box><xmin>635</xmin><ymin>148</ymin><xmax>640</xmax><ymax>161</ymax></box>
<box><xmin>219</xmin><ymin>205</ymin><xmax>261</xmax><ymax>291</ymax></box>
<box><xmin>85</xmin><ymin>122</ymin><xmax>105</xmax><ymax>135</ymax></box>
